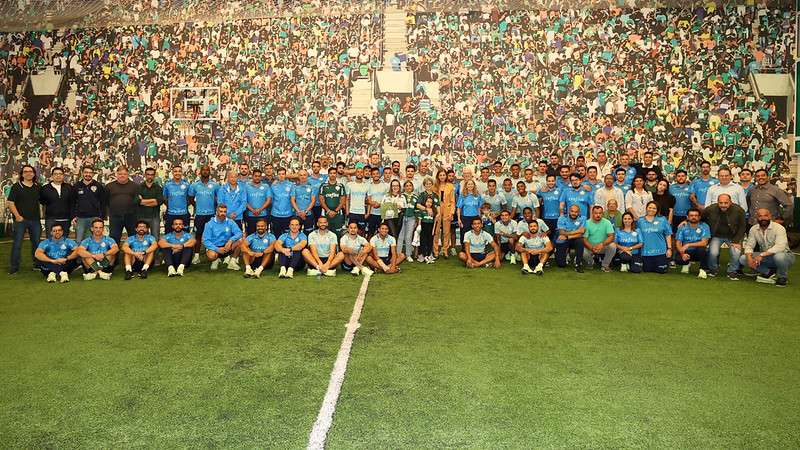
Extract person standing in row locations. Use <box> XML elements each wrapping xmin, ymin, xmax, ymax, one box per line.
<box><xmin>8</xmin><ymin>164</ymin><xmax>42</xmax><ymax>275</ymax></box>
<box><xmin>163</xmin><ymin>165</ymin><xmax>191</xmax><ymax>234</ymax></box>
<box><xmin>106</xmin><ymin>166</ymin><xmax>140</xmax><ymax>246</ymax></box>
<box><xmin>40</xmin><ymin>167</ymin><xmax>73</xmax><ymax>238</ymax></box>
<box><xmin>137</xmin><ymin>167</ymin><xmax>163</xmax><ymax>240</ymax></box>
<box><xmin>72</xmin><ymin>165</ymin><xmax>107</xmax><ymax>242</ymax></box>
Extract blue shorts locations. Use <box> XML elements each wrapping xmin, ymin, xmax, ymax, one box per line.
<box><xmin>380</xmin><ymin>255</ymin><xmax>391</xmax><ymax>265</ymax></box>
<box><xmin>469</xmin><ymin>252</ymin><xmax>486</xmax><ymax>261</ymax></box>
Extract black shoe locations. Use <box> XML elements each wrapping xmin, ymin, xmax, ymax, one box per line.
<box><xmin>124</xmin><ymin>271</ymin><xmax>134</xmax><ymax>280</ymax></box>
<box><xmin>139</xmin><ymin>270</ymin><xmax>148</xmax><ymax>279</ymax></box>
<box><xmin>776</xmin><ymin>278</ymin><xmax>787</xmax><ymax>287</ymax></box>
<box><xmin>727</xmin><ymin>272</ymin><xmax>740</xmax><ymax>281</ymax></box>
<box><xmin>575</xmin><ymin>265</ymin><xmax>584</xmax><ymax>273</ymax></box>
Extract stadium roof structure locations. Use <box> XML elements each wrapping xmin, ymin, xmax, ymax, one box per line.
<box><xmin>0</xmin><ymin>0</ymin><xmax>792</xmax><ymax>32</ymax></box>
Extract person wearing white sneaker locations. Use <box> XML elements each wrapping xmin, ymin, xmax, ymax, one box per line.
<box><xmin>77</xmin><ymin>218</ymin><xmax>119</xmax><ymax>280</ymax></box>
<box><xmin>121</xmin><ymin>221</ymin><xmax>158</xmax><ymax>280</ymax></box>
<box><xmin>494</xmin><ymin>210</ymin><xmax>518</xmax><ymax>265</ymax></box>
<box><xmin>339</xmin><ymin>222</ymin><xmax>372</xmax><ymax>275</ymax></box>
<box><xmin>582</xmin><ymin>206</ymin><xmax>617</xmax><ymax>272</ymax></box>
<box><xmin>516</xmin><ymin>220</ymin><xmax>552</xmax><ymax>276</ymax></box>
<box><xmin>614</xmin><ymin>212</ymin><xmax>643</xmax><ymax>273</ymax></box>
<box><xmin>367</xmin><ymin>223</ymin><xmax>405</xmax><ymax>274</ymax></box>
<box><xmin>303</xmin><ymin>216</ymin><xmax>345</xmax><ymax>277</ymax></box>
<box><xmin>275</xmin><ymin>218</ymin><xmax>308</xmax><ymax>279</ymax></box>
<box><xmin>203</xmin><ymin>205</ymin><xmax>243</xmax><ymax>271</ymax></box>
<box><xmin>241</xmin><ymin>219</ymin><xmax>276</xmax><ymax>278</ymax></box>
<box><xmin>188</xmin><ymin>165</ymin><xmax>219</xmax><ymax>266</ymax></box>
<box><xmin>458</xmin><ymin>218</ymin><xmax>501</xmax><ymax>269</ymax></box>
<box><xmin>35</xmin><ymin>223</ymin><xmax>80</xmax><ymax>283</ymax></box>
<box><xmin>158</xmin><ymin>218</ymin><xmax>196</xmax><ymax>277</ymax></box>
<box><xmin>740</xmin><ymin>209</ymin><xmax>795</xmax><ymax>288</ymax></box>
<box><xmin>674</xmin><ymin>208</ymin><xmax>711</xmax><ymax>278</ymax></box>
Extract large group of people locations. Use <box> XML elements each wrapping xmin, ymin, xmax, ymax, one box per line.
<box><xmin>7</xmin><ymin>153</ymin><xmax>795</xmax><ymax>287</ymax></box>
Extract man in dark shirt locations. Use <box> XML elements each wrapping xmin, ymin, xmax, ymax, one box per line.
<box><xmin>7</xmin><ymin>164</ymin><xmax>41</xmax><ymax>274</ymax></box>
<box><xmin>72</xmin><ymin>165</ymin><xmax>107</xmax><ymax>242</ymax></box>
<box><xmin>137</xmin><ymin>167</ymin><xmax>164</xmax><ymax>239</ymax></box>
<box><xmin>106</xmin><ymin>166</ymin><xmax>140</xmax><ymax>245</ymax></box>
<box><xmin>39</xmin><ymin>167</ymin><xmax>73</xmax><ymax>238</ymax></box>
<box><xmin>702</xmin><ymin>194</ymin><xmax>747</xmax><ymax>280</ymax></box>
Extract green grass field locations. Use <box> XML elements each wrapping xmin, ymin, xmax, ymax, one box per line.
<box><xmin>1</xmin><ymin>241</ymin><xmax>799</xmax><ymax>448</ymax></box>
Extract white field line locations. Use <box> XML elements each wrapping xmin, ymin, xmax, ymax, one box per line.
<box><xmin>307</xmin><ymin>273</ymin><xmax>372</xmax><ymax>450</ymax></box>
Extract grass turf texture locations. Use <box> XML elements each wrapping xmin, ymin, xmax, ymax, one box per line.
<box><xmin>328</xmin><ymin>256</ymin><xmax>800</xmax><ymax>448</ymax></box>
<box><xmin>0</xmin><ymin>242</ymin><xmax>358</xmax><ymax>448</ymax></box>
<box><xmin>2</xmin><ymin>240</ymin><xmax>799</xmax><ymax>447</ymax></box>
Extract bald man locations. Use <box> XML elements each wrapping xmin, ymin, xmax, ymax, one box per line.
<box><xmin>740</xmin><ymin>208</ymin><xmax>794</xmax><ymax>287</ymax></box>
<box><xmin>702</xmin><ymin>194</ymin><xmax>747</xmax><ymax>280</ymax></box>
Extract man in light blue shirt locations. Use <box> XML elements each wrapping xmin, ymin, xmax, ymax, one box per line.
<box><xmin>291</xmin><ymin>170</ymin><xmax>317</xmax><ymax>234</ymax></box>
<box><xmin>77</xmin><ymin>218</ymin><xmax>120</xmax><ymax>280</ymax></box>
<box><xmin>689</xmin><ymin>160</ymin><xmax>719</xmax><ymax>210</ymax></box>
<box><xmin>367</xmin><ymin>222</ymin><xmax>404</xmax><ymax>274</ymax></box>
<box><xmin>163</xmin><ymin>165</ymin><xmax>191</xmax><ymax>233</ymax></box>
<box><xmin>121</xmin><ymin>220</ymin><xmax>158</xmax><ymax>280</ymax></box>
<box><xmin>189</xmin><ymin>165</ymin><xmax>219</xmax><ymax>263</ymax></box>
<box><xmin>346</xmin><ymin>165</ymin><xmax>370</xmax><ymax>232</ymax></box>
<box><xmin>669</xmin><ymin>169</ymin><xmax>692</xmax><ymax>231</ymax></box>
<box><xmin>203</xmin><ymin>204</ymin><xmax>244</xmax><ymax>271</ymax></box>
<box><xmin>34</xmin><ymin>222</ymin><xmax>80</xmax><ymax>283</ymax></box>
<box><xmin>559</xmin><ymin>174</ymin><xmax>592</xmax><ymax>218</ymax></box>
<box><xmin>674</xmin><ymin>208</ymin><xmax>711</xmax><ymax>278</ymax></box>
<box><xmin>270</xmin><ymin>167</ymin><xmax>295</xmax><ymax>237</ymax></box>
<box><xmin>158</xmin><ymin>217</ymin><xmax>196</xmax><ymax>277</ymax></box>
<box><xmin>366</xmin><ymin>167</ymin><xmax>389</xmax><ymax>237</ymax></box>
<box><xmin>458</xmin><ymin>217</ymin><xmax>501</xmax><ymax>269</ymax></box>
<box><xmin>555</xmin><ymin>205</ymin><xmax>586</xmax><ymax>272</ymax></box>
<box><xmin>241</xmin><ymin>218</ymin><xmax>276</xmax><ymax>278</ymax></box>
<box><xmin>217</xmin><ymin>170</ymin><xmax>248</xmax><ymax>229</ymax></box>
<box><xmin>302</xmin><ymin>216</ymin><xmax>344</xmax><ymax>276</ymax></box>
<box><xmin>244</xmin><ymin>169</ymin><xmax>272</xmax><ymax>235</ymax></box>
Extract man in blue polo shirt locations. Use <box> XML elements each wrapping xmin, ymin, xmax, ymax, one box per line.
<box><xmin>555</xmin><ymin>205</ymin><xmax>586</xmax><ymax>272</ymax></box>
<box><xmin>538</xmin><ymin>174</ymin><xmax>562</xmax><ymax>243</ymax></box>
<box><xmin>669</xmin><ymin>169</ymin><xmax>692</xmax><ymax>231</ymax></box>
<box><xmin>614</xmin><ymin>168</ymin><xmax>632</xmax><ymax>195</ymax></box>
<box><xmin>674</xmin><ymin>208</ymin><xmax>711</xmax><ymax>279</ymax></box>
<box><xmin>291</xmin><ymin>170</ymin><xmax>317</xmax><ymax>234</ymax></box>
<box><xmin>689</xmin><ymin>160</ymin><xmax>719</xmax><ymax>210</ymax></box>
<box><xmin>458</xmin><ymin>217</ymin><xmax>501</xmax><ymax>269</ymax></box>
<box><xmin>615</xmin><ymin>154</ymin><xmax>637</xmax><ymax>186</ymax></box>
<box><xmin>158</xmin><ymin>217</ymin><xmax>195</xmax><ymax>277</ymax></box>
<box><xmin>367</xmin><ymin>222</ymin><xmax>404</xmax><ymax>274</ymax></box>
<box><xmin>303</xmin><ymin>216</ymin><xmax>344</xmax><ymax>276</ymax></box>
<box><xmin>244</xmin><ymin>169</ymin><xmax>272</xmax><ymax>235</ymax></box>
<box><xmin>34</xmin><ymin>223</ymin><xmax>80</xmax><ymax>283</ymax></box>
<box><xmin>241</xmin><ymin>219</ymin><xmax>276</xmax><ymax>279</ymax></box>
<box><xmin>270</xmin><ymin>167</ymin><xmax>295</xmax><ymax>237</ymax></box>
<box><xmin>217</xmin><ymin>170</ymin><xmax>248</xmax><ymax>230</ymax></box>
<box><xmin>559</xmin><ymin>174</ymin><xmax>592</xmax><ymax>218</ymax></box>
<box><xmin>308</xmin><ymin>161</ymin><xmax>327</xmax><ymax>220</ymax></box>
<box><xmin>163</xmin><ymin>165</ymin><xmax>191</xmax><ymax>233</ymax></box>
<box><xmin>188</xmin><ymin>165</ymin><xmax>218</xmax><ymax>264</ymax></box>
<box><xmin>77</xmin><ymin>218</ymin><xmax>119</xmax><ymax>280</ymax></box>
<box><xmin>121</xmin><ymin>220</ymin><xmax>158</xmax><ymax>280</ymax></box>
<box><xmin>203</xmin><ymin>204</ymin><xmax>244</xmax><ymax>271</ymax></box>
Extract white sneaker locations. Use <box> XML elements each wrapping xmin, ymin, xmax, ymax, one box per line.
<box><xmin>509</xmin><ymin>254</ymin><xmax>517</xmax><ymax>265</ymax></box>
<box><xmin>223</xmin><ymin>256</ymin><xmax>231</xmax><ymax>265</ymax></box>
<box><xmin>698</xmin><ymin>269</ymin><xmax>708</xmax><ymax>279</ymax></box>
<box><xmin>449</xmin><ymin>248</ymin><xmax>457</xmax><ymax>256</ymax></box>
<box><xmin>521</xmin><ymin>265</ymin><xmax>534</xmax><ymax>274</ymax></box>
<box><xmin>286</xmin><ymin>267</ymin><xmax>294</xmax><ymax>279</ymax></box>
<box><xmin>167</xmin><ymin>266</ymin><xmax>177</xmax><ymax>277</ymax></box>
<box><xmin>620</xmin><ymin>264</ymin><xmax>629</xmax><ymax>273</ymax></box>
<box><xmin>253</xmin><ymin>267</ymin><xmax>263</xmax><ymax>278</ymax></box>
<box><xmin>279</xmin><ymin>266</ymin><xmax>287</xmax><ymax>278</ymax></box>
<box><xmin>756</xmin><ymin>275</ymin><xmax>776</xmax><ymax>285</ymax></box>
<box><xmin>324</xmin><ymin>269</ymin><xmax>336</xmax><ymax>277</ymax></box>
<box><xmin>308</xmin><ymin>268</ymin><xmax>320</xmax><ymax>276</ymax></box>
<box><xmin>417</xmin><ymin>255</ymin><xmax>425</xmax><ymax>262</ymax></box>
<box><xmin>176</xmin><ymin>265</ymin><xmax>185</xmax><ymax>276</ymax></box>
<box><xmin>533</xmin><ymin>263</ymin><xmax>544</xmax><ymax>275</ymax></box>
<box><xmin>350</xmin><ymin>266</ymin><xmax>360</xmax><ymax>276</ymax></box>
<box><xmin>360</xmin><ymin>267</ymin><xmax>374</xmax><ymax>276</ymax></box>
<box><xmin>46</xmin><ymin>272</ymin><xmax>57</xmax><ymax>283</ymax></box>
<box><xmin>244</xmin><ymin>266</ymin><xmax>255</xmax><ymax>277</ymax></box>
<box><xmin>227</xmin><ymin>258</ymin><xmax>240</xmax><ymax>271</ymax></box>
<box><xmin>191</xmin><ymin>253</ymin><xmax>200</xmax><ymax>265</ymax></box>
<box><xmin>59</xmin><ymin>272</ymin><xmax>69</xmax><ymax>283</ymax></box>
<box><xmin>681</xmin><ymin>264</ymin><xmax>690</xmax><ymax>274</ymax></box>
<box><xmin>83</xmin><ymin>272</ymin><xmax>97</xmax><ymax>281</ymax></box>
<box><xmin>426</xmin><ymin>256</ymin><xmax>435</xmax><ymax>264</ymax></box>
<box><xmin>210</xmin><ymin>259</ymin><xmax>220</xmax><ymax>271</ymax></box>
<box><xmin>97</xmin><ymin>271</ymin><xmax>112</xmax><ymax>280</ymax></box>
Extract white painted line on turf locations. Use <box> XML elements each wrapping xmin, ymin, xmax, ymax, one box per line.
<box><xmin>307</xmin><ymin>274</ymin><xmax>372</xmax><ymax>450</ymax></box>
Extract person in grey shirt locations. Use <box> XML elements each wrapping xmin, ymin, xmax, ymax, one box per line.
<box><xmin>747</xmin><ymin>169</ymin><xmax>793</xmax><ymax>225</ymax></box>
<box><xmin>740</xmin><ymin>208</ymin><xmax>795</xmax><ymax>287</ymax></box>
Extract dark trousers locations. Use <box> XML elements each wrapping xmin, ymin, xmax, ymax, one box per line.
<box><xmin>674</xmin><ymin>247</ymin><xmax>708</xmax><ymax>269</ymax></box>
<box><xmin>385</xmin><ymin>217</ymin><xmax>401</xmax><ymax>238</ymax></box>
<box><xmin>44</xmin><ymin>218</ymin><xmax>71</xmax><ymax>238</ymax></box>
<box><xmin>278</xmin><ymin>251</ymin><xmax>304</xmax><ymax>269</ymax></box>
<box><xmin>271</xmin><ymin>216</ymin><xmax>291</xmax><ymax>237</ymax></box>
<box><xmin>671</xmin><ymin>215</ymin><xmax>687</xmax><ymax>233</ymax></box>
<box><xmin>367</xmin><ymin>214</ymin><xmax>382</xmax><ymax>237</ymax></box>
<box><xmin>419</xmin><ymin>222</ymin><xmax>434</xmax><ymax>257</ymax></box>
<box><xmin>40</xmin><ymin>259</ymin><xmax>78</xmax><ymax>276</ymax></box>
<box><xmin>162</xmin><ymin>248</ymin><xmax>194</xmax><ymax>268</ymax></box>
<box><xmin>555</xmin><ymin>238</ymin><xmax>584</xmax><ymax>268</ymax></box>
<box><xmin>109</xmin><ymin>213</ymin><xmax>137</xmax><ymax>244</ymax></box>
<box><xmin>10</xmin><ymin>219</ymin><xmax>41</xmax><ymax>273</ymax></box>
<box><xmin>164</xmin><ymin>213</ymin><xmax>190</xmax><ymax>234</ymax></box>
<box><xmin>615</xmin><ymin>251</ymin><xmax>643</xmax><ymax>273</ymax></box>
<box><xmin>544</xmin><ymin>218</ymin><xmax>559</xmax><ymax>245</ymax></box>
<box><xmin>194</xmin><ymin>215</ymin><xmax>212</xmax><ymax>242</ymax></box>
<box><xmin>642</xmin><ymin>254</ymin><xmax>668</xmax><ymax>273</ymax></box>
<box><xmin>299</xmin><ymin>212</ymin><xmax>315</xmax><ymax>234</ymax></box>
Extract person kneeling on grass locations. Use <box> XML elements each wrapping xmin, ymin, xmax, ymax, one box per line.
<box><xmin>274</xmin><ymin>218</ymin><xmax>307</xmax><ymax>279</ymax></box>
<box><xmin>122</xmin><ymin>221</ymin><xmax>158</xmax><ymax>280</ymax></box>
<box><xmin>517</xmin><ymin>220</ymin><xmax>552</xmax><ymax>275</ymax></box>
<box><xmin>203</xmin><ymin>205</ymin><xmax>244</xmax><ymax>271</ymax></box>
<box><xmin>582</xmin><ymin>205</ymin><xmax>616</xmax><ymax>272</ymax></box>
<box><xmin>35</xmin><ymin>223</ymin><xmax>80</xmax><ymax>283</ymax></box>
<box><xmin>555</xmin><ymin>205</ymin><xmax>586</xmax><ymax>272</ymax></box>
<box><xmin>77</xmin><ymin>218</ymin><xmax>119</xmax><ymax>280</ymax></box>
<box><xmin>458</xmin><ymin>217</ymin><xmax>501</xmax><ymax>269</ymax></box>
<box><xmin>740</xmin><ymin>208</ymin><xmax>795</xmax><ymax>287</ymax></box>
<box><xmin>614</xmin><ymin>212</ymin><xmax>643</xmax><ymax>273</ymax></box>
<box><xmin>303</xmin><ymin>216</ymin><xmax>344</xmax><ymax>277</ymax></box>
<box><xmin>339</xmin><ymin>222</ymin><xmax>374</xmax><ymax>276</ymax></box>
<box><xmin>242</xmin><ymin>219</ymin><xmax>276</xmax><ymax>279</ymax></box>
<box><xmin>158</xmin><ymin>218</ymin><xmax>195</xmax><ymax>277</ymax></box>
<box><xmin>368</xmin><ymin>222</ymin><xmax>405</xmax><ymax>274</ymax></box>
<box><xmin>494</xmin><ymin>210</ymin><xmax>518</xmax><ymax>264</ymax></box>
<box><xmin>674</xmin><ymin>208</ymin><xmax>711</xmax><ymax>279</ymax></box>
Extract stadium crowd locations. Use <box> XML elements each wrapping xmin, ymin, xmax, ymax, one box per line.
<box><xmin>7</xmin><ymin>154</ymin><xmax>795</xmax><ymax>287</ymax></box>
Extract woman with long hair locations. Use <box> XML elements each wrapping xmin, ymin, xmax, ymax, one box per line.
<box><xmin>432</xmin><ymin>169</ymin><xmax>455</xmax><ymax>257</ymax></box>
<box><xmin>614</xmin><ymin>211</ymin><xmax>643</xmax><ymax>273</ymax></box>
<box><xmin>380</xmin><ymin>179</ymin><xmax>405</xmax><ymax>238</ymax></box>
<box><xmin>457</xmin><ymin>179</ymin><xmax>483</xmax><ymax>246</ymax></box>
<box><xmin>636</xmin><ymin>201</ymin><xmax>672</xmax><ymax>274</ymax></box>
<box><xmin>651</xmin><ymin>179</ymin><xmax>675</xmax><ymax>224</ymax></box>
